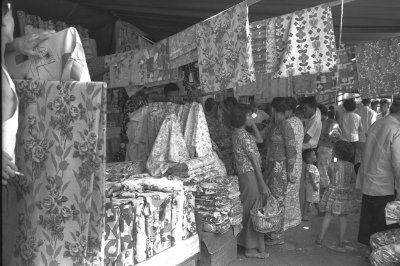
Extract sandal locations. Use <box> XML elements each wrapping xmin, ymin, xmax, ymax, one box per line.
<box><xmin>328</xmin><ymin>245</ymin><xmax>348</xmax><ymax>253</ymax></box>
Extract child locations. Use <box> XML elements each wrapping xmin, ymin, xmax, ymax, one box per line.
<box><xmin>302</xmin><ymin>149</ymin><xmax>321</xmax><ymax>221</ymax></box>
<box><xmin>316</xmin><ymin>141</ymin><xmax>357</xmax><ymax>252</ymax></box>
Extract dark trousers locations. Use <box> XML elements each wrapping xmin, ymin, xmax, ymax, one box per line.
<box><xmin>358</xmin><ymin>194</ymin><xmax>400</xmax><ymax>246</ymax></box>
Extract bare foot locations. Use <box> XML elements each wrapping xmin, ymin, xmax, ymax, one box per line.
<box><xmin>245</xmin><ymin>249</ymin><xmax>269</xmax><ymax>259</ymax></box>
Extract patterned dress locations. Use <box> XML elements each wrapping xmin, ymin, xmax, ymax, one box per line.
<box><xmin>320</xmin><ymin>160</ymin><xmax>356</xmax><ymax>215</ymax></box>
<box><xmin>232</xmin><ymin>128</ymin><xmax>264</xmax><ymax>250</ymax></box>
<box><xmin>284</xmin><ymin>116</ymin><xmax>304</xmax><ymax>230</ymax></box>
<box><xmin>264</xmin><ymin>120</ymin><xmax>297</xmax><ymax>239</ymax></box>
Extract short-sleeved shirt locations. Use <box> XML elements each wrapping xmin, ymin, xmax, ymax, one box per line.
<box><xmin>232</xmin><ymin>128</ymin><xmax>261</xmax><ymax>175</ymax></box>
<box><xmin>303</xmin><ymin>108</ymin><xmax>322</xmax><ymax>150</ymax></box>
<box><xmin>339</xmin><ymin>112</ymin><xmax>362</xmax><ymax>142</ymax></box>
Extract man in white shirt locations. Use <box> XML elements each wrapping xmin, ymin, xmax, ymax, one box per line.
<box><xmin>356</xmin><ymin>97</ymin><xmax>400</xmax><ymax>247</ymax></box>
<box><xmin>356</xmin><ymin>99</ymin><xmax>377</xmax><ymax>162</ymax></box>
<box><xmin>302</xmin><ymin>97</ymin><xmax>322</xmax><ymax>150</ymax></box>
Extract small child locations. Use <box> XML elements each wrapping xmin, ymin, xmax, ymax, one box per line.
<box><xmin>316</xmin><ymin>141</ymin><xmax>357</xmax><ymax>252</ymax></box>
<box><xmin>302</xmin><ymin>149</ymin><xmax>321</xmax><ymax>221</ymax></box>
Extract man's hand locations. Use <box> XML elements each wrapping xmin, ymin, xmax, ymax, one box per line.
<box><xmin>12</xmin><ymin>30</ymin><xmax>55</xmax><ymax>57</ymax></box>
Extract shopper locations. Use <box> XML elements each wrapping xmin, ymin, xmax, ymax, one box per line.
<box><xmin>231</xmin><ymin>104</ymin><xmax>270</xmax><ymax>259</ymax></box>
<box><xmin>317</xmin><ymin>141</ymin><xmax>357</xmax><ymax>252</ymax></box>
<box><xmin>283</xmin><ymin>97</ymin><xmax>304</xmax><ymax>230</ymax></box>
<box><xmin>376</xmin><ymin>98</ymin><xmax>390</xmax><ymax>119</ymax></box>
<box><xmin>2</xmin><ymin>1</ymin><xmax>54</xmax><ymax>265</ymax></box>
<box><xmin>371</xmin><ymin>100</ymin><xmax>379</xmax><ymax>113</ymax></box>
<box><xmin>302</xmin><ymin>96</ymin><xmax>322</xmax><ymax>151</ymax></box>
<box><xmin>356</xmin><ymin>97</ymin><xmax>400</xmax><ymax>250</ymax></box>
<box><xmin>338</xmin><ymin>98</ymin><xmax>362</xmax><ymax>163</ymax></box>
<box><xmin>302</xmin><ymin>149</ymin><xmax>321</xmax><ymax>221</ymax></box>
<box><xmin>356</xmin><ymin>98</ymin><xmax>377</xmax><ymax>162</ymax></box>
<box><xmin>264</xmin><ymin>97</ymin><xmax>298</xmax><ymax>245</ymax></box>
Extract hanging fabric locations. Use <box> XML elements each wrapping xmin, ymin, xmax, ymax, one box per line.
<box><xmin>5</xmin><ymin>27</ymin><xmax>91</xmax><ymax>81</ymax></box>
<box><xmin>274</xmin><ymin>4</ymin><xmax>337</xmax><ymax>78</ymax></box>
<box><xmin>196</xmin><ymin>1</ymin><xmax>255</xmax><ymax>93</ymax></box>
<box><xmin>356</xmin><ymin>37</ymin><xmax>400</xmax><ymax>98</ymax></box>
<box><xmin>292</xmin><ymin>74</ymin><xmax>318</xmax><ymax>95</ymax></box>
<box><xmin>12</xmin><ymin>80</ymin><xmax>106</xmax><ymax>265</ymax></box>
<box><xmin>114</xmin><ymin>20</ymin><xmax>152</xmax><ymax>53</ymax></box>
<box><xmin>168</xmin><ymin>25</ymin><xmax>198</xmax><ymax>69</ymax></box>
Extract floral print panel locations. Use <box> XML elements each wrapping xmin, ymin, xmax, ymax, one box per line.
<box><xmin>114</xmin><ymin>20</ymin><xmax>152</xmax><ymax>53</ymax></box>
<box><xmin>5</xmin><ymin>28</ymin><xmax>91</xmax><ymax>81</ymax></box>
<box><xmin>274</xmin><ymin>4</ymin><xmax>337</xmax><ymax>78</ymax></box>
<box><xmin>12</xmin><ymin>80</ymin><xmax>106</xmax><ymax>266</ymax></box>
<box><xmin>168</xmin><ymin>25</ymin><xmax>198</xmax><ymax>69</ymax></box>
<box><xmin>356</xmin><ymin>37</ymin><xmax>400</xmax><ymax>98</ymax></box>
<box><xmin>196</xmin><ymin>1</ymin><xmax>255</xmax><ymax>93</ymax></box>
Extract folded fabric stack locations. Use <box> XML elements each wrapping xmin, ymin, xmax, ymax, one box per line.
<box><xmin>166</xmin><ymin>155</ymin><xmax>216</xmax><ymax>178</ymax></box>
<box><xmin>194</xmin><ymin>176</ymin><xmax>243</xmax><ymax>234</ymax></box>
<box><xmin>106</xmin><ymin>161</ymin><xmax>146</xmax><ymax>182</ymax></box>
<box><xmin>385</xmin><ymin>201</ymin><xmax>400</xmax><ymax>225</ymax></box>
<box><xmin>103</xmin><ymin>178</ymin><xmax>197</xmax><ymax>265</ymax></box>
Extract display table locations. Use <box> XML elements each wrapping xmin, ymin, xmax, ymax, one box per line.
<box><xmin>137</xmin><ymin>234</ymin><xmax>200</xmax><ymax>266</ymax></box>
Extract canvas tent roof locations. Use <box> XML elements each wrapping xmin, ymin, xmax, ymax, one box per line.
<box><xmin>12</xmin><ymin>0</ymin><xmax>400</xmax><ymax>55</ymax></box>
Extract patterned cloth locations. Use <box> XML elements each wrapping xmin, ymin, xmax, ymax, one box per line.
<box><xmin>370</xmin><ymin>228</ymin><xmax>400</xmax><ymax>266</ymax></box>
<box><xmin>232</xmin><ymin>128</ymin><xmax>261</xmax><ymax>175</ymax></box>
<box><xmin>305</xmin><ymin>164</ymin><xmax>321</xmax><ymax>203</ymax></box>
<box><xmin>114</xmin><ymin>20</ymin><xmax>151</xmax><ymax>53</ymax></box>
<box><xmin>317</xmin><ymin>146</ymin><xmax>333</xmax><ymax>188</ymax></box>
<box><xmin>370</xmin><ymin>228</ymin><xmax>400</xmax><ymax>251</ymax></box>
<box><xmin>274</xmin><ymin>4</ymin><xmax>337</xmax><ymax>78</ymax></box>
<box><xmin>250</xmin><ymin>17</ymin><xmax>278</xmax><ymax>74</ymax></box>
<box><xmin>11</xmin><ymin>80</ymin><xmax>106</xmax><ymax>265</ymax></box>
<box><xmin>386</xmin><ymin>201</ymin><xmax>400</xmax><ymax>225</ymax></box>
<box><xmin>320</xmin><ymin>160</ymin><xmax>357</xmax><ymax>215</ymax></box>
<box><xmin>284</xmin><ymin>116</ymin><xmax>304</xmax><ymax>230</ymax></box>
<box><xmin>168</xmin><ymin>25</ymin><xmax>198</xmax><ymax>69</ymax></box>
<box><xmin>5</xmin><ymin>27</ymin><xmax>91</xmax><ymax>81</ymax></box>
<box><xmin>196</xmin><ymin>1</ymin><xmax>255</xmax><ymax>93</ymax></box>
<box><xmin>356</xmin><ymin>37</ymin><xmax>400</xmax><ymax>98</ymax></box>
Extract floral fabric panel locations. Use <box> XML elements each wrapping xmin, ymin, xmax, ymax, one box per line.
<box><xmin>356</xmin><ymin>37</ymin><xmax>400</xmax><ymax>98</ymax></box>
<box><xmin>274</xmin><ymin>4</ymin><xmax>337</xmax><ymax>78</ymax></box>
<box><xmin>13</xmin><ymin>80</ymin><xmax>106</xmax><ymax>265</ymax></box>
<box><xmin>196</xmin><ymin>1</ymin><xmax>255</xmax><ymax>93</ymax></box>
<box><xmin>134</xmin><ymin>198</ymin><xmax>147</xmax><ymax>264</ymax></box>
<box><xmin>114</xmin><ymin>20</ymin><xmax>152</xmax><ymax>53</ymax></box>
<box><xmin>5</xmin><ymin>27</ymin><xmax>91</xmax><ymax>81</ymax></box>
<box><xmin>144</xmin><ymin>39</ymin><xmax>176</xmax><ymax>85</ymax></box>
<box><xmin>103</xmin><ymin>202</ymin><xmax>122</xmax><ymax>265</ymax></box>
<box><xmin>119</xmin><ymin>203</ymin><xmax>135</xmax><ymax>266</ymax></box>
<box><xmin>250</xmin><ymin>17</ymin><xmax>277</xmax><ymax>74</ymax></box>
<box><xmin>107</xmin><ymin>51</ymin><xmax>135</xmax><ymax>88</ymax></box>
<box><xmin>168</xmin><ymin>25</ymin><xmax>198</xmax><ymax>68</ymax></box>
<box><xmin>182</xmin><ymin>190</ymin><xmax>197</xmax><ymax>239</ymax></box>
<box><xmin>146</xmin><ymin>114</ymin><xmax>190</xmax><ymax>176</ymax></box>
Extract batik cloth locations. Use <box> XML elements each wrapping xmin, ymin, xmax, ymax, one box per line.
<box><xmin>370</xmin><ymin>228</ymin><xmax>400</xmax><ymax>266</ymax></box>
<box><xmin>232</xmin><ymin>127</ymin><xmax>261</xmax><ymax>175</ymax></box>
<box><xmin>385</xmin><ymin>201</ymin><xmax>400</xmax><ymax>225</ymax></box>
<box><xmin>283</xmin><ymin>116</ymin><xmax>304</xmax><ymax>230</ymax></box>
<box><xmin>108</xmin><ymin>51</ymin><xmax>135</xmax><ymax>88</ymax></box>
<box><xmin>250</xmin><ymin>17</ymin><xmax>277</xmax><ymax>74</ymax></box>
<box><xmin>356</xmin><ymin>37</ymin><xmax>400</xmax><ymax>98</ymax></box>
<box><xmin>12</xmin><ymin>80</ymin><xmax>106</xmax><ymax>265</ymax></box>
<box><xmin>106</xmin><ymin>161</ymin><xmax>146</xmax><ymax>182</ymax></box>
<box><xmin>114</xmin><ymin>20</ymin><xmax>151</xmax><ymax>53</ymax></box>
<box><xmin>196</xmin><ymin>1</ymin><xmax>255</xmax><ymax>93</ymax></box>
<box><xmin>168</xmin><ymin>25</ymin><xmax>198</xmax><ymax>69</ymax></box>
<box><xmin>5</xmin><ymin>27</ymin><xmax>91</xmax><ymax>81</ymax></box>
<box><xmin>274</xmin><ymin>4</ymin><xmax>337</xmax><ymax>78</ymax></box>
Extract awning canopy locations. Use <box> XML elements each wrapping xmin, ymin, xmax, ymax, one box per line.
<box><xmin>13</xmin><ymin>0</ymin><xmax>400</xmax><ymax>55</ymax></box>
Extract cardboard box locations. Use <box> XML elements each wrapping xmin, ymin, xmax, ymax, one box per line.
<box><xmin>199</xmin><ymin>227</ymin><xmax>237</xmax><ymax>266</ymax></box>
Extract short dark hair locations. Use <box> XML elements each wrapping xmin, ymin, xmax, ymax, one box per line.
<box><xmin>285</xmin><ymin>97</ymin><xmax>298</xmax><ymax>112</ymax></box>
<box><xmin>302</xmin><ymin>149</ymin><xmax>315</xmax><ymax>163</ymax></box>
<box><xmin>389</xmin><ymin>97</ymin><xmax>400</xmax><ymax>114</ymax></box>
<box><xmin>380</xmin><ymin>98</ymin><xmax>389</xmax><ymax>105</ymax></box>
<box><xmin>371</xmin><ymin>100</ymin><xmax>379</xmax><ymax>107</ymax></box>
<box><xmin>204</xmin><ymin>98</ymin><xmax>215</xmax><ymax>112</ymax></box>
<box><xmin>164</xmin><ymin>83</ymin><xmax>179</xmax><ymax>96</ymax></box>
<box><xmin>231</xmin><ymin>104</ymin><xmax>250</xmax><ymax>128</ymax></box>
<box><xmin>361</xmin><ymin>99</ymin><xmax>371</xmax><ymax>106</ymax></box>
<box><xmin>224</xmin><ymin>97</ymin><xmax>238</xmax><ymax>107</ymax></box>
<box><xmin>271</xmin><ymin>97</ymin><xmax>287</xmax><ymax>113</ymax></box>
<box><xmin>318</xmin><ymin>104</ymin><xmax>328</xmax><ymax>117</ymax></box>
<box><xmin>343</xmin><ymin>98</ymin><xmax>357</xmax><ymax>112</ymax></box>
<box><xmin>333</xmin><ymin>141</ymin><xmax>354</xmax><ymax>163</ymax></box>
<box><xmin>302</xmin><ymin>96</ymin><xmax>318</xmax><ymax>109</ymax></box>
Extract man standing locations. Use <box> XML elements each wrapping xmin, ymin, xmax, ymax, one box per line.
<box><xmin>302</xmin><ymin>97</ymin><xmax>322</xmax><ymax>150</ymax></box>
<box><xmin>377</xmin><ymin>98</ymin><xmax>390</xmax><ymax>119</ymax></box>
<box><xmin>356</xmin><ymin>99</ymin><xmax>377</xmax><ymax>162</ymax></box>
<box><xmin>357</xmin><ymin>98</ymin><xmax>400</xmax><ymax>249</ymax></box>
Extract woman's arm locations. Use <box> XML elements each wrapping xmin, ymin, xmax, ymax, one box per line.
<box><xmin>249</xmin><ymin>153</ymin><xmax>270</xmax><ymax>196</ymax></box>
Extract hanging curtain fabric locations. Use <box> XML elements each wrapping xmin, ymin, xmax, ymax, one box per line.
<box><xmin>12</xmin><ymin>80</ymin><xmax>106</xmax><ymax>265</ymax></box>
<box><xmin>196</xmin><ymin>1</ymin><xmax>255</xmax><ymax>93</ymax></box>
<box><xmin>107</xmin><ymin>51</ymin><xmax>136</xmax><ymax>88</ymax></box>
<box><xmin>274</xmin><ymin>4</ymin><xmax>337</xmax><ymax>78</ymax></box>
<box><xmin>168</xmin><ymin>25</ymin><xmax>198</xmax><ymax>69</ymax></box>
<box><xmin>356</xmin><ymin>37</ymin><xmax>400</xmax><ymax>98</ymax></box>
<box><xmin>5</xmin><ymin>27</ymin><xmax>91</xmax><ymax>81</ymax></box>
<box><xmin>114</xmin><ymin>20</ymin><xmax>152</xmax><ymax>53</ymax></box>
<box><xmin>250</xmin><ymin>17</ymin><xmax>278</xmax><ymax>74</ymax></box>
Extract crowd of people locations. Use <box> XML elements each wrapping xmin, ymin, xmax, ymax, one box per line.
<box><xmin>205</xmin><ymin>94</ymin><xmax>400</xmax><ymax>261</ymax></box>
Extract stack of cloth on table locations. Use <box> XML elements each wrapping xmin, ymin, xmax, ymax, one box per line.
<box><xmin>103</xmin><ymin>177</ymin><xmax>197</xmax><ymax>265</ymax></box>
<box><xmin>106</xmin><ymin>160</ymin><xmax>146</xmax><ymax>182</ymax></box>
<box><xmin>195</xmin><ymin>176</ymin><xmax>243</xmax><ymax>234</ymax></box>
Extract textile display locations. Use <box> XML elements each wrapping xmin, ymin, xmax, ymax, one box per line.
<box><xmin>5</xmin><ymin>28</ymin><xmax>91</xmax><ymax>82</ymax></box>
<box><xmin>168</xmin><ymin>25</ymin><xmax>198</xmax><ymax>69</ymax></box>
<box><xmin>369</xmin><ymin>229</ymin><xmax>400</xmax><ymax>266</ymax></box>
<box><xmin>107</xmin><ymin>51</ymin><xmax>135</xmax><ymax>88</ymax></box>
<box><xmin>11</xmin><ymin>80</ymin><xmax>106</xmax><ymax>265</ymax></box>
<box><xmin>167</xmin><ymin>155</ymin><xmax>215</xmax><ymax>174</ymax></box>
<box><xmin>114</xmin><ymin>20</ymin><xmax>152</xmax><ymax>53</ymax></box>
<box><xmin>274</xmin><ymin>4</ymin><xmax>337</xmax><ymax>78</ymax></box>
<box><xmin>196</xmin><ymin>1</ymin><xmax>255</xmax><ymax>93</ymax></box>
<box><xmin>106</xmin><ymin>161</ymin><xmax>146</xmax><ymax>182</ymax></box>
<box><xmin>146</xmin><ymin>114</ymin><xmax>190</xmax><ymax>176</ymax></box>
<box><xmin>250</xmin><ymin>17</ymin><xmax>278</xmax><ymax>74</ymax></box>
<box><xmin>356</xmin><ymin>37</ymin><xmax>400</xmax><ymax>98</ymax></box>
<box><xmin>386</xmin><ymin>201</ymin><xmax>400</xmax><ymax>225</ymax></box>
